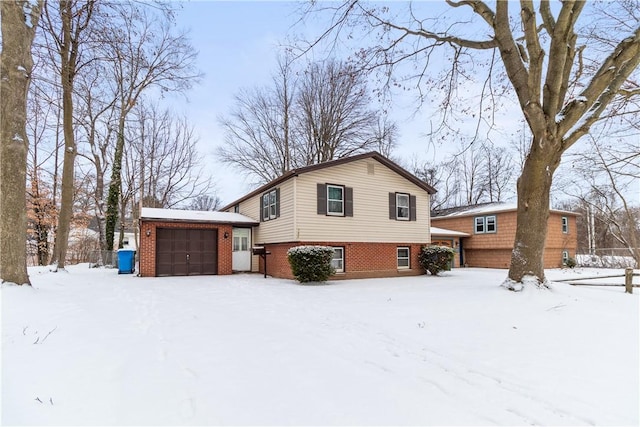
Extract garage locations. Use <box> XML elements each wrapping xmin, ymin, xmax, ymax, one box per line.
<box><xmin>156</xmin><ymin>228</ymin><xmax>218</xmax><ymax>276</ymax></box>
<box><xmin>139</xmin><ymin>207</ymin><xmax>258</xmax><ymax>277</ymax></box>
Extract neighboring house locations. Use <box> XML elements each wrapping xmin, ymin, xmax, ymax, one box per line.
<box><xmin>138</xmin><ymin>152</ymin><xmax>436</xmax><ymax>279</ymax></box>
<box><xmin>431</xmin><ymin>202</ymin><xmax>579</xmax><ymax>269</ymax></box>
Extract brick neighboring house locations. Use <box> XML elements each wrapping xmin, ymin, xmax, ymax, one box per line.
<box><xmin>220</xmin><ymin>151</ymin><xmax>437</xmax><ymax>280</ymax></box>
<box><xmin>431</xmin><ymin>202</ymin><xmax>579</xmax><ymax>269</ymax></box>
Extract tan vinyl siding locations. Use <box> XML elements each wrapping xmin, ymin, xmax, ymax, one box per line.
<box><xmin>294</xmin><ymin>158</ymin><xmax>430</xmax><ymax>243</ymax></box>
<box><xmin>226</xmin><ymin>180</ymin><xmax>295</xmax><ymax>272</ymax></box>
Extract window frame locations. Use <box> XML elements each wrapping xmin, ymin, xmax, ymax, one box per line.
<box><xmin>262</xmin><ymin>189</ymin><xmax>277</xmax><ymax>221</ymax></box>
<box><xmin>331</xmin><ymin>247</ymin><xmax>345</xmax><ymax>273</ymax></box>
<box><xmin>562</xmin><ymin>216</ymin><xmax>569</xmax><ymax>233</ymax></box>
<box><xmin>485</xmin><ymin>215</ymin><xmax>497</xmax><ymax>233</ymax></box>
<box><xmin>396</xmin><ymin>193</ymin><xmax>410</xmax><ymax>220</ymax></box>
<box><xmin>397</xmin><ymin>247</ymin><xmax>410</xmax><ymax>269</ymax></box>
<box><xmin>326</xmin><ymin>184</ymin><xmax>345</xmax><ymax>216</ymax></box>
<box><xmin>474</xmin><ymin>215</ymin><xmax>497</xmax><ymax>234</ymax></box>
<box><xmin>562</xmin><ymin>250</ymin><xmax>569</xmax><ymax>264</ymax></box>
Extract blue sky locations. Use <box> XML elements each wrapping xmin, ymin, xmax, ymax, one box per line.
<box><xmin>171</xmin><ymin>1</ymin><xmax>521</xmax><ymax>205</ymax></box>
<box><xmin>172</xmin><ymin>1</ymin><xmax>317</xmax><ymax>204</ymax></box>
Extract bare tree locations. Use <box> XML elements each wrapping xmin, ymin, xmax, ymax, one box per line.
<box><xmin>218</xmin><ymin>57</ymin><xmax>394</xmax><ymax>184</ymax></box>
<box><xmin>295</xmin><ymin>59</ymin><xmax>380</xmax><ymax>164</ymax></box>
<box><xmin>302</xmin><ymin>1</ymin><xmax>640</xmax><ymax>287</ymax></box>
<box><xmin>25</xmin><ymin>76</ymin><xmax>63</xmax><ymax>266</ymax></box>
<box><xmin>74</xmin><ymin>59</ymin><xmax>117</xmax><ymax>251</ymax></box>
<box><xmin>1</xmin><ymin>0</ymin><xmax>42</xmax><ymax>284</ymax></box>
<box><xmin>569</xmin><ymin>135</ymin><xmax>639</xmax><ymax>267</ymax></box>
<box><xmin>481</xmin><ymin>141</ymin><xmax>515</xmax><ymax>203</ymax></box>
<box><xmin>128</xmin><ymin>102</ymin><xmax>215</xmax><ymax>209</ymax></box>
<box><xmin>189</xmin><ymin>195</ymin><xmax>222</xmax><ymax>212</ymax></box>
<box><xmin>414</xmin><ymin>140</ymin><xmax>516</xmax><ymax>212</ymax></box>
<box><xmin>102</xmin><ymin>3</ymin><xmax>200</xmax><ymax>251</ymax></box>
<box><xmin>41</xmin><ymin>0</ymin><xmax>96</xmax><ymax>270</ymax></box>
<box><xmin>373</xmin><ymin>116</ymin><xmax>398</xmax><ymax>158</ymax></box>
<box><xmin>217</xmin><ymin>54</ymin><xmax>298</xmax><ymax>184</ymax></box>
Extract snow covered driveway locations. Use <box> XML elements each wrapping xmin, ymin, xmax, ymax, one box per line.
<box><xmin>2</xmin><ymin>266</ymin><xmax>638</xmax><ymax>425</ymax></box>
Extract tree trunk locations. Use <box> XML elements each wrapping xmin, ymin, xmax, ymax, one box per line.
<box><xmin>0</xmin><ymin>0</ymin><xmax>41</xmax><ymax>285</ymax></box>
<box><xmin>505</xmin><ymin>137</ymin><xmax>561</xmax><ymax>289</ymax></box>
<box><xmin>50</xmin><ymin>0</ymin><xmax>76</xmax><ymax>270</ymax></box>
<box><xmin>105</xmin><ymin>113</ymin><xmax>126</xmax><ymax>251</ymax></box>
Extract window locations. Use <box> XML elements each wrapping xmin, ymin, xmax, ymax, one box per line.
<box><xmin>331</xmin><ymin>247</ymin><xmax>344</xmax><ymax>273</ymax></box>
<box><xmin>397</xmin><ymin>247</ymin><xmax>410</xmax><ymax>269</ymax></box>
<box><xmin>562</xmin><ymin>216</ymin><xmax>569</xmax><ymax>233</ymax></box>
<box><xmin>396</xmin><ymin>193</ymin><xmax>410</xmax><ymax>220</ymax></box>
<box><xmin>389</xmin><ymin>192</ymin><xmax>416</xmax><ymax>221</ymax></box>
<box><xmin>233</xmin><ymin>236</ymin><xmax>248</xmax><ymax>252</ymax></box>
<box><xmin>233</xmin><ymin>204</ymin><xmax>240</xmax><ymax>213</ymax></box>
<box><xmin>562</xmin><ymin>250</ymin><xmax>569</xmax><ymax>264</ymax></box>
<box><xmin>475</xmin><ymin>216</ymin><xmax>497</xmax><ymax>234</ymax></box>
<box><xmin>261</xmin><ymin>189</ymin><xmax>278</xmax><ymax>221</ymax></box>
<box><xmin>486</xmin><ymin>215</ymin><xmax>496</xmax><ymax>233</ymax></box>
<box><xmin>317</xmin><ymin>184</ymin><xmax>353</xmax><ymax>216</ymax></box>
<box><xmin>327</xmin><ymin>185</ymin><xmax>344</xmax><ymax>216</ymax></box>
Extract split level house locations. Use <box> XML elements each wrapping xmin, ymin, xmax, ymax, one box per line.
<box><xmin>138</xmin><ymin>151</ymin><xmax>436</xmax><ymax>279</ymax></box>
<box><xmin>430</xmin><ymin>203</ymin><xmax>579</xmax><ymax>269</ymax></box>
<box><xmin>138</xmin><ymin>152</ymin><xmax>579</xmax><ymax>278</ymax></box>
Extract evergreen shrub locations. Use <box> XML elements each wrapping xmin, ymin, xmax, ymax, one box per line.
<box><xmin>419</xmin><ymin>245</ymin><xmax>455</xmax><ymax>276</ymax></box>
<box><xmin>287</xmin><ymin>245</ymin><xmax>336</xmax><ymax>283</ymax></box>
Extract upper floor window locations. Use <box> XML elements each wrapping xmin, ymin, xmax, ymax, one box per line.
<box><xmin>389</xmin><ymin>192</ymin><xmax>416</xmax><ymax>221</ymax></box>
<box><xmin>233</xmin><ymin>204</ymin><xmax>240</xmax><ymax>213</ymax></box>
<box><xmin>562</xmin><ymin>216</ymin><xmax>569</xmax><ymax>233</ymax></box>
<box><xmin>475</xmin><ymin>215</ymin><xmax>497</xmax><ymax>234</ymax></box>
<box><xmin>396</xmin><ymin>193</ymin><xmax>410</xmax><ymax>220</ymax></box>
<box><xmin>317</xmin><ymin>183</ymin><xmax>353</xmax><ymax>217</ymax></box>
<box><xmin>261</xmin><ymin>188</ymin><xmax>279</xmax><ymax>221</ymax></box>
<box><xmin>327</xmin><ymin>185</ymin><xmax>344</xmax><ymax>216</ymax></box>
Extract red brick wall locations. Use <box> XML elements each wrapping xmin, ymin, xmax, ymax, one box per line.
<box><xmin>432</xmin><ymin>211</ymin><xmax>578</xmax><ymax>268</ymax></box>
<box><xmin>139</xmin><ymin>220</ymin><xmax>233</xmax><ymax>277</ymax></box>
<box><xmin>257</xmin><ymin>241</ymin><xmax>426</xmax><ymax>280</ymax></box>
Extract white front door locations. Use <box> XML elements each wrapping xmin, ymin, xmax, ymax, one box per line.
<box><xmin>232</xmin><ymin>228</ymin><xmax>251</xmax><ymax>272</ymax></box>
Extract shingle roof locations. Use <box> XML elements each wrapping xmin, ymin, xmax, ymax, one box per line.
<box><xmin>220</xmin><ymin>151</ymin><xmax>437</xmax><ymax>211</ymax></box>
<box><xmin>431</xmin><ymin>202</ymin><xmax>578</xmax><ymax>218</ymax></box>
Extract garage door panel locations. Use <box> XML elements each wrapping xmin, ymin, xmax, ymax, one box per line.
<box><xmin>189</xmin><ymin>252</ymin><xmax>203</xmax><ymax>264</ymax></box>
<box><xmin>173</xmin><ymin>260</ymin><xmax>188</xmax><ymax>276</ymax></box>
<box><xmin>155</xmin><ymin>227</ymin><xmax>218</xmax><ymax>277</ymax></box>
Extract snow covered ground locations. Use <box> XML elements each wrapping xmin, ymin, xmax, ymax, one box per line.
<box><xmin>2</xmin><ymin>265</ymin><xmax>638</xmax><ymax>426</ymax></box>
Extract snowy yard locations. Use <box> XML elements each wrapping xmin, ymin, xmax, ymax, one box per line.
<box><xmin>2</xmin><ymin>265</ymin><xmax>638</xmax><ymax>426</ymax></box>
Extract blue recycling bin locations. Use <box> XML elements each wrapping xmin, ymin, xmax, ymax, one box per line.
<box><xmin>117</xmin><ymin>249</ymin><xmax>136</xmax><ymax>274</ymax></box>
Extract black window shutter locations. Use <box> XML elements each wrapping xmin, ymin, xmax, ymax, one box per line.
<box><xmin>317</xmin><ymin>183</ymin><xmax>327</xmax><ymax>215</ymax></box>
<box><xmin>345</xmin><ymin>187</ymin><xmax>353</xmax><ymax>217</ymax></box>
<box><xmin>259</xmin><ymin>194</ymin><xmax>263</xmax><ymax>221</ymax></box>
<box><xmin>275</xmin><ymin>188</ymin><xmax>280</xmax><ymax>218</ymax></box>
<box><xmin>389</xmin><ymin>192</ymin><xmax>396</xmax><ymax>220</ymax></box>
<box><xmin>410</xmin><ymin>195</ymin><xmax>417</xmax><ymax>221</ymax></box>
